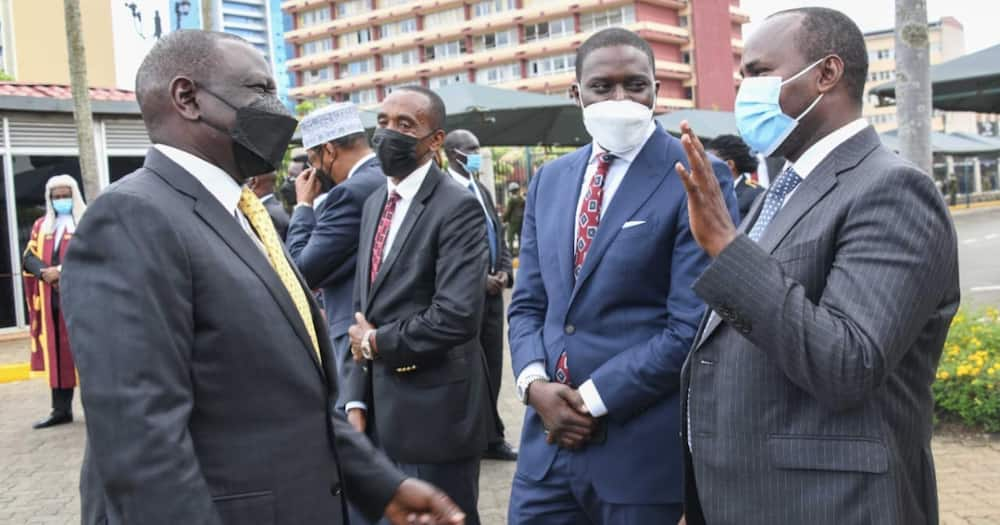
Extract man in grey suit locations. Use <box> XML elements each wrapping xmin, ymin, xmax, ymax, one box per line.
<box><xmin>675</xmin><ymin>8</ymin><xmax>959</xmax><ymax>525</ymax></box>
<box><xmin>61</xmin><ymin>30</ymin><xmax>464</xmax><ymax>525</ymax></box>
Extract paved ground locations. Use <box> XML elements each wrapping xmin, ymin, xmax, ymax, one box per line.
<box><xmin>954</xmin><ymin>206</ymin><xmax>1000</xmax><ymax>309</ymax></box>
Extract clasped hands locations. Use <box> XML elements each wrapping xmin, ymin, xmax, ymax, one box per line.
<box><xmin>528</xmin><ymin>381</ymin><xmax>599</xmax><ymax>450</ymax></box>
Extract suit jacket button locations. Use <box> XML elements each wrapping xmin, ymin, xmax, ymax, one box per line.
<box><xmin>331</xmin><ymin>483</ymin><xmax>342</xmax><ymax>496</ymax></box>
<box><xmin>564</xmin><ymin>324</ymin><xmax>575</xmax><ymax>335</ymax></box>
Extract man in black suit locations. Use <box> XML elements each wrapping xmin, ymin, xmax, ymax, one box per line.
<box><xmin>706</xmin><ymin>134</ymin><xmax>765</xmax><ymax>220</ymax></box>
<box><xmin>247</xmin><ymin>172</ymin><xmax>289</xmax><ymax>240</ymax></box>
<box><xmin>287</xmin><ymin>102</ymin><xmax>385</xmax><ymax>410</ymax></box>
<box><xmin>347</xmin><ymin>87</ymin><xmax>491</xmax><ymax>525</ymax></box>
<box><xmin>443</xmin><ymin>129</ymin><xmax>517</xmax><ymax>462</ymax></box>
<box><xmin>60</xmin><ymin>30</ymin><xmax>463</xmax><ymax>525</ymax></box>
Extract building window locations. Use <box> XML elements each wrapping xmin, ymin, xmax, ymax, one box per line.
<box><xmin>378</xmin><ymin>0</ymin><xmax>410</xmax><ymax>7</ymax></box>
<box><xmin>349</xmin><ymin>88</ymin><xmax>378</xmax><ymax>104</ymax></box>
<box><xmin>529</xmin><ymin>53</ymin><xmax>575</xmax><ymax>77</ymax></box>
<box><xmin>579</xmin><ymin>6</ymin><xmax>635</xmax><ymax>32</ymax></box>
<box><xmin>385</xmin><ymin>82</ymin><xmax>417</xmax><ymax>94</ymax></box>
<box><xmin>425</xmin><ymin>40</ymin><xmax>467</xmax><ymax>61</ymax></box>
<box><xmin>678</xmin><ymin>15</ymin><xmax>688</xmax><ymax>27</ymax></box>
<box><xmin>382</xmin><ymin>48</ymin><xmax>420</xmax><ymax>70</ymax></box>
<box><xmin>429</xmin><ymin>73</ymin><xmax>466</xmax><ymax>87</ymax></box>
<box><xmin>473</xmin><ymin>0</ymin><xmax>516</xmax><ymax>17</ymax></box>
<box><xmin>304</xmin><ymin>66</ymin><xmax>333</xmax><ymax>85</ymax></box>
<box><xmin>523</xmin><ymin>17</ymin><xmax>575</xmax><ymax>42</ymax></box>
<box><xmin>380</xmin><ymin>18</ymin><xmax>417</xmax><ymax>39</ymax></box>
<box><xmin>423</xmin><ymin>7</ymin><xmax>465</xmax><ymax>27</ymax></box>
<box><xmin>681</xmin><ymin>51</ymin><xmax>691</xmax><ymax>64</ymax></box>
<box><xmin>341</xmin><ymin>58</ymin><xmax>376</xmax><ymax>78</ymax></box>
<box><xmin>337</xmin><ymin>0</ymin><xmax>371</xmax><ymax>18</ymax></box>
<box><xmin>476</xmin><ymin>62</ymin><xmax>521</xmax><ymax>85</ymax></box>
<box><xmin>876</xmin><ymin>48</ymin><xmax>892</xmax><ymax>60</ymax></box>
<box><xmin>474</xmin><ymin>29</ymin><xmax>516</xmax><ymax>52</ymax></box>
<box><xmin>299</xmin><ymin>7</ymin><xmax>331</xmax><ymax>28</ymax></box>
<box><xmin>301</xmin><ymin>37</ymin><xmax>334</xmax><ymax>56</ymax></box>
<box><xmin>339</xmin><ymin>28</ymin><xmax>373</xmax><ymax>49</ymax></box>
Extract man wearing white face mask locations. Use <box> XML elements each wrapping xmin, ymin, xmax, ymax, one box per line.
<box><xmin>507</xmin><ymin>27</ymin><xmax>738</xmax><ymax>525</ymax></box>
<box><xmin>676</xmin><ymin>8</ymin><xmax>959</xmax><ymax>525</ymax></box>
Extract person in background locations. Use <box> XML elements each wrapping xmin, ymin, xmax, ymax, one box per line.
<box><xmin>287</xmin><ymin>102</ymin><xmax>384</xmax><ymax>410</ymax></box>
<box><xmin>23</xmin><ymin>175</ymin><xmax>86</xmax><ymax>429</ymax></box>
<box><xmin>278</xmin><ymin>149</ymin><xmax>307</xmax><ymax>213</ymax></box>
<box><xmin>506</xmin><ymin>28</ymin><xmax>738</xmax><ymax>524</ymax></box>
<box><xmin>347</xmin><ymin>86</ymin><xmax>491</xmax><ymax>525</ymax></box>
<box><xmin>705</xmin><ymin>134</ymin><xmax>765</xmax><ymax>220</ymax></box>
<box><xmin>677</xmin><ymin>8</ymin><xmax>959</xmax><ymax>524</ymax></box>
<box><xmin>503</xmin><ymin>181</ymin><xmax>524</xmax><ymax>255</ymax></box>
<box><xmin>246</xmin><ymin>171</ymin><xmax>289</xmax><ymax>240</ymax></box>
<box><xmin>443</xmin><ymin>129</ymin><xmax>518</xmax><ymax>462</ymax></box>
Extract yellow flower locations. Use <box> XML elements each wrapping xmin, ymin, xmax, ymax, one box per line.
<box><xmin>948</xmin><ymin>346</ymin><xmax>961</xmax><ymax>357</ymax></box>
<box><xmin>969</xmin><ymin>337</ymin><xmax>983</xmax><ymax>349</ymax></box>
<box><xmin>957</xmin><ymin>365</ymin><xmax>971</xmax><ymax>377</ymax></box>
<box><xmin>937</xmin><ymin>370</ymin><xmax>951</xmax><ymax>380</ymax></box>
<box><xmin>989</xmin><ymin>367</ymin><xmax>998</xmax><ymax>377</ymax></box>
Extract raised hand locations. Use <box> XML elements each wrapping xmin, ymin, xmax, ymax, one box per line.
<box><xmin>674</xmin><ymin>120</ymin><xmax>737</xmax><ymax>257</ymax></box>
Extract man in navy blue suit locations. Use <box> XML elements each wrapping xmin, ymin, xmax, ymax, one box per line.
<box><xmin>507</xmin><ymin>28</ymin><xmax>739</xmax><ymax>524</ymax></box>
<box><xmin>287</xmin><ymin>102</ymin><xmax>384</xmax><ymax>411</ymax></box>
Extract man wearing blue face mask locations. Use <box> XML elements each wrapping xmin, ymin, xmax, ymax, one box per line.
<box><xmin>444</xmin><ymin>129</ymin><xmax>517</xmax><ymax>463</ymax></box>
<box><xmin>507</xmin><ymin>27</ymin><xmax>738</xmax><ymax>524</ymax></box>
<box><xmin>676</xmin><ymin>8</ymin><xmax>959</xmax><ymax>525</ymax></box>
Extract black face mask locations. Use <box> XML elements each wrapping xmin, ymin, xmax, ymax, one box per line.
<box><xmin>309</xmin><ymin>148</ymin><xmax>336</xmax><ymax>193</ymax></box>
<box><xmin>372</xmin><ymin>127</ymin><xmax>435</xmax><ymax>179</ymax></box>
<box><xmin>199</xmin><ymin>85</ymin><xmax>298</xmax><ymax>181</ymax></box>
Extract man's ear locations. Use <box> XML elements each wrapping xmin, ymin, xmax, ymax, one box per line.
<box><xmin>170</xmin><ymin>76</ymin><xmax>200</xmax><ymax>121</ymax></box>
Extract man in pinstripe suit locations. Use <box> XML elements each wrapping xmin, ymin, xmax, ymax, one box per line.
<box><xmin>675</xmin><ymin>8</ymin><xmax>959</xmax><ymax>525</ymax></box>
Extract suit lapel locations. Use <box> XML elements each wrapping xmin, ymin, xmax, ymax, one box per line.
<box><xmin>358</xmin><ymin>191</ymin><xmax>384</xmax><ymax>310</ymax></box>
<box><xmin>570</xmin><ymin>128</ymin><xmax>677</xmax><ymax>302</ymax></box>
<box><xmin>557</xmin><ymin>147</ymin><xmax>592</xmax><ymax>297</ymax></box>
<box><xmin>367</xmin><ymin>166</ymin><xmax>441</xmax><ymax>307</ymax></box>
<box><xmin>145</xmin><ymin>149</ymin><xmax>324</xmax><ymax>377</ymax></box>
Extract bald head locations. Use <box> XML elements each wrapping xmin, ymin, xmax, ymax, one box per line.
<box><xmin>444</xmin><ymin>129</ymin><xmax>479</xmax><ymax>152</ymax></box>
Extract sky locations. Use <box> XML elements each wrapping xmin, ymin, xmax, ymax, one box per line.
<box><xmin>742</xmin><ymin>0</ymin><xmax>998</xmax><ymax>55</ymax></box>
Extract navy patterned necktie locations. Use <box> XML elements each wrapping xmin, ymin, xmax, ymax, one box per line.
<box><xmin>747</xmin><ymin>167</ymin><xmax>803</xmax><ymax>242</ymax></box>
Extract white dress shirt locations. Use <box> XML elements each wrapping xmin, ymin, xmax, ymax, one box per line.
<box><xmin>53</xmin><ymin>215</ymin><xmax>75</xmax><ymax>252</ymax></box>
<box><xmin>155</xmin><ymin>144</ymin><xmax>264</xmax><ymax>252</ymax></box>
<box><xmin>517</xmin><ymin>121</ymin><xmax>657</xmax><ymax>418</ymax></box>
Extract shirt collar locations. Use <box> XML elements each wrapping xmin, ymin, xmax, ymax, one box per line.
<box><xmin>155</xmin><ymin>144</ymin><xmax>243</xmax><ymax>214</ymax></box>
<box><xmin>588</xmin><ymin>121</ymin><xmax>657</xmax><ymax>165</ymax></box>
<box><xmin>447</xmin><ymin>168</ymin><xmax>474</xmax><ymax>188</ymax></box>
<box><xmin>786</xmin><ymin>118</ymin><xmax>870</xmax><ymax>178</ymax></box>
<box><xmin>387</xmin><ymin>160</ymin><xmax>433</xmax><ymax>201</ymax></box>
<box><xmin>347</xmin><ymin>152</ymin><xmax>377</xmax><ymax>180</ymax></box>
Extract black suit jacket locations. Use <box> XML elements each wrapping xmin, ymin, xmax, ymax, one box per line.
<box><xmin>262</xmin><ymin>193</ymin><xmax>290</xmax><ymax>241</ymax></box>
<box><xmin>734</xmin><ymin>175</ymin><xmax>764</xmax><ymax>221</ymax></box>
<box><xmin>347</xmin><ymin>164</ymin><xmax>491</xmax><ymax>464</ymax></box>
<box><xmin>61</xmin><ymin>148</ymin><xmax>405</xmax><ymax>525</ymax></box>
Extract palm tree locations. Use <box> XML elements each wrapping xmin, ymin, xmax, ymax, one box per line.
<box><xmin>62</xmin><ymin>0</ymin><xmax>100</xmax><ymax>200</ymax></box>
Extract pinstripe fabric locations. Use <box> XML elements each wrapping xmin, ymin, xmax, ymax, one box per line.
<box><xmin>680</xmin><ymin>128</ymin><xmax>959</xmax><ymax>525</ymax></box>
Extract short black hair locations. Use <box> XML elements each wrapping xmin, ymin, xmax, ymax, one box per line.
<box><xmin>768</xmin><ymin>7</ymin><xmax>869</xmax><ymax>105</ymax></box>
<box><xmin>396</xmin><ymin>85</ymin><xmax>446</xmax><ymax>131</ymax></box>
<box><xmin>706</xmin><ymin>134</ymin><xmax>759</xmax><ymax>174</ymax></box>
<box><xmin>575</xmin><ymin>27</ymin><xmax>656</xmax><ymax>81</ymax></box>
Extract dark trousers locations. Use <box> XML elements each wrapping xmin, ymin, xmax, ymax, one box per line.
<box><xmin>378</xmin><ymin>458</ymin><xmax>481</xmax><ymax>525</ymax></box>
<box><xmin>51</xmin><ymin>387</ymin><xmax>73</xmax><ymax>415</ymax></box>
<box><xmin>508</xmin><ymin>449</ymin><xmax>682</xmax><ymax>525</ymax></box>
<box><xmin>331</xmin><ymin>332</ymin><xmax>352</xmax><ymax>411</ymax></box>
<box><xmin>481</xmin><ymin>292</ymin><xmax>506</xmax><ymax>445</ymax></box>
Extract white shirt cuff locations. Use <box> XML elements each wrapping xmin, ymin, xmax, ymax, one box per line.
<box><xmin>345</xmin><ymin>401</ymin><xmax>367</xmax><ymax>412</ymax></box>
<box><xmin>516</xmin><ymin>361</ymin><xmax>549</xmax><ymax>385</ymax></box>
<box><xmin>578</xmin><ymin>379</ymin><xmax>608</xmax><ymax>417</ymax></box>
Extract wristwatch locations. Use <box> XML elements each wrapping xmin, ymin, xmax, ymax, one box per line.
<box><xmin>516</xmin><ymin>373</ymin><xmax>549</xmax><ymax>405</ymax></box>
<box><xmin>360</xmin><ymin>329</ymin><xmax>377</xmax><ymax>360</ymax></box>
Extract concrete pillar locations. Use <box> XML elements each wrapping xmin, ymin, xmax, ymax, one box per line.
<box><xmin>974</xmin><ymin>157</ymin><xmax>983</xmax><ymax>194</ymax></box>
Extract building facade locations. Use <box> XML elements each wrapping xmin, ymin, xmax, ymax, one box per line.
<box><xmin>281</xmin><ymin>0</ymin><xmax>746</xmax><ymax>112</ymax></box>
<box><xmin>864</xmin><ymin>17</ymin><xmax>998</xmax><ymax>135</ymax></box>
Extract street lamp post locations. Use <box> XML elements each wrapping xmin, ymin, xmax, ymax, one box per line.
<box><xmin>175</xmin><ymin>0</ymin><xmax>191</xmax><ymax>30</ymax></box>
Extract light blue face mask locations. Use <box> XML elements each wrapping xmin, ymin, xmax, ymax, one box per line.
<box><xmin>457</xmin><ymin>151</ymin><xmax>482</xmax><ymax>173</ymax></box>
<box><xmin>52</xmin><ymin>198</ymin><xmax>73</xmax><ymax>216</ymax></box>
<box><xmin>734</xmin><ymin>58</ymin><xmax>826</xmax><ymax>156</ymax></box>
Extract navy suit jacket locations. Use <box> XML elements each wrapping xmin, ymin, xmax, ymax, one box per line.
<box><xmin>507</xmin><ymin>125</ymin><xmax>739</xmax><ymax>504</ymax></box>
<box><xmin>287</xmin><ymin>157</ymin><xmax>385</xmax><ymax>337</ymax></box>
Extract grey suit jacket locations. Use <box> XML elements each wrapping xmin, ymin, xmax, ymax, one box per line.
<box><xmin>681</xmin><ymin>128</ymin><xmax>959</xmax><ymax>525</ymax></box>
<box><xmin>62</xmin><ymin>149</ymin><xmax>405</xmax><ymax>525</ymax></box>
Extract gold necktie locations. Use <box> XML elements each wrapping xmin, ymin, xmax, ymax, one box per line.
<box><xmin>238</xmin><ymin>187</ymin><xmax>320</xmax><ymax>360</ymax></box>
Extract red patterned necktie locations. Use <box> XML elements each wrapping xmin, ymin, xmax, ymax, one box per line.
<box><xmin>370</xmin><ymin>191</ymin><xmax>402</xmax><ymax>285</ymax></box>
<box><xmin>574</xmin><ymin>153</ymin><xmax>615</xmax><ymax>278</ymax></box>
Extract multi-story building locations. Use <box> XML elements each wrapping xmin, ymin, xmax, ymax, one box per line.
<box><xmin>208</xmin><ymin>0</ymin><xmax>293</xmax><ymax>104</ymax></box>
<box><xmin>864</xmin><ymin>17</ymin><xmax>998</xmax><ymax>135</ymax></box>
<box><xmin>281</xmin><ymin>0</ymin><xmax>747</xmax><ymax>112</ymax></box>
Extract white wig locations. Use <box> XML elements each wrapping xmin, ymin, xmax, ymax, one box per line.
<box><xmin>40</xmin><ymin>175</ymin><xmax>87</xmax><ymax>234</ymax></box>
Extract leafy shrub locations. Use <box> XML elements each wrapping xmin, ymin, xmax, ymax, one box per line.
<box><xmin>934</xmin><ymin>308</ymin><xmax>1000</xmax><ymax>432</ymax></box>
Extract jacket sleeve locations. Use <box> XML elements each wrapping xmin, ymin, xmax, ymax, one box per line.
<box><xmin>693</xmin><ymin>166</ymin><xmax>958</xmax><ymax>411</ymax></box>
<box><xmin>61</xmin><ymin>191</ymin><xmax>221</xmax><ymax>525</ymax></box>
<box><xmin>23</xmin><ymin>249</ymin><xmax>46</xmax><ymax>278</ymax></box>
<box><xmin>287</xmin><ymin>186</ymin><xmax>364</xmax><ymax>289</ymax></box>
<box><xmin>506</xmin><ymin>167</ymin><xmax>548</xmax><ymax>377</ymax></box>
<box><xmin>330</xmin><ymin>410</ymin><xmax>406</xmax><ymax>520</ymax></box>
<box><xmin>373</xmin><ymin>196</ymin><xmax>488</xmax><ymax>367</ymax></box>
<box><xmin>587</xmin><ymin>159</ymin><xmax>740</xmax><ymax>422</ymax></box>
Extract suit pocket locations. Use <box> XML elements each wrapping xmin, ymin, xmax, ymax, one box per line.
<box><xmin>768</xmin><ymin>435</ymin><xmax>888</xmax><ymax>474</ymax></box>
<box><xmin>772</xmin><ymin>239</ymin><xmax>822</xmax><ymax>264</ymax></box>
<box><xmin>213</xmin><ymin>491</ymin><xmax>275</xmax><ymax>525</ymax></box>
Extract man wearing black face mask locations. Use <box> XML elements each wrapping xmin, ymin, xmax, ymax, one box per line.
<box><xmin>246</xmin><ymin>172</ymin><xmax>289</xmax><ymax>240</ymax></box>
<box><xmin>287</xmin><ymin>102</ymin><xmax>384</xmax><ymax>412</ymax></box>
<box><xmin>346</xmin><ymin>86</ymin><xmax>491</xmax><ymax>525</ymax></box>
<box><xmin>60</xmin><ymin>31</ymin><xmax>466</xmax><ymax>525</ymax></box>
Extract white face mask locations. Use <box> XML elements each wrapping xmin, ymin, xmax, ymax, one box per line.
<box><xmin>580</xmin><ymin>99</ymin><xmax>654</xmax><ymax>155</ymax></box>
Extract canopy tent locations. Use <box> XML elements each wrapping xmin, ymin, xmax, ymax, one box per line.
<box><xmin>654</xmin><ymin>109</ymin><xmax>738</xmax><ymax>140</ymax></box>
<box><xmin>870</xmin><ymin>43</ymin><xmax>1000</xmax><ymax>113</ymax></box>
<box><xmin>878</xmin><ymin>129</ymin><xmax>1000</xmax><ymax>155</ymax></box>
